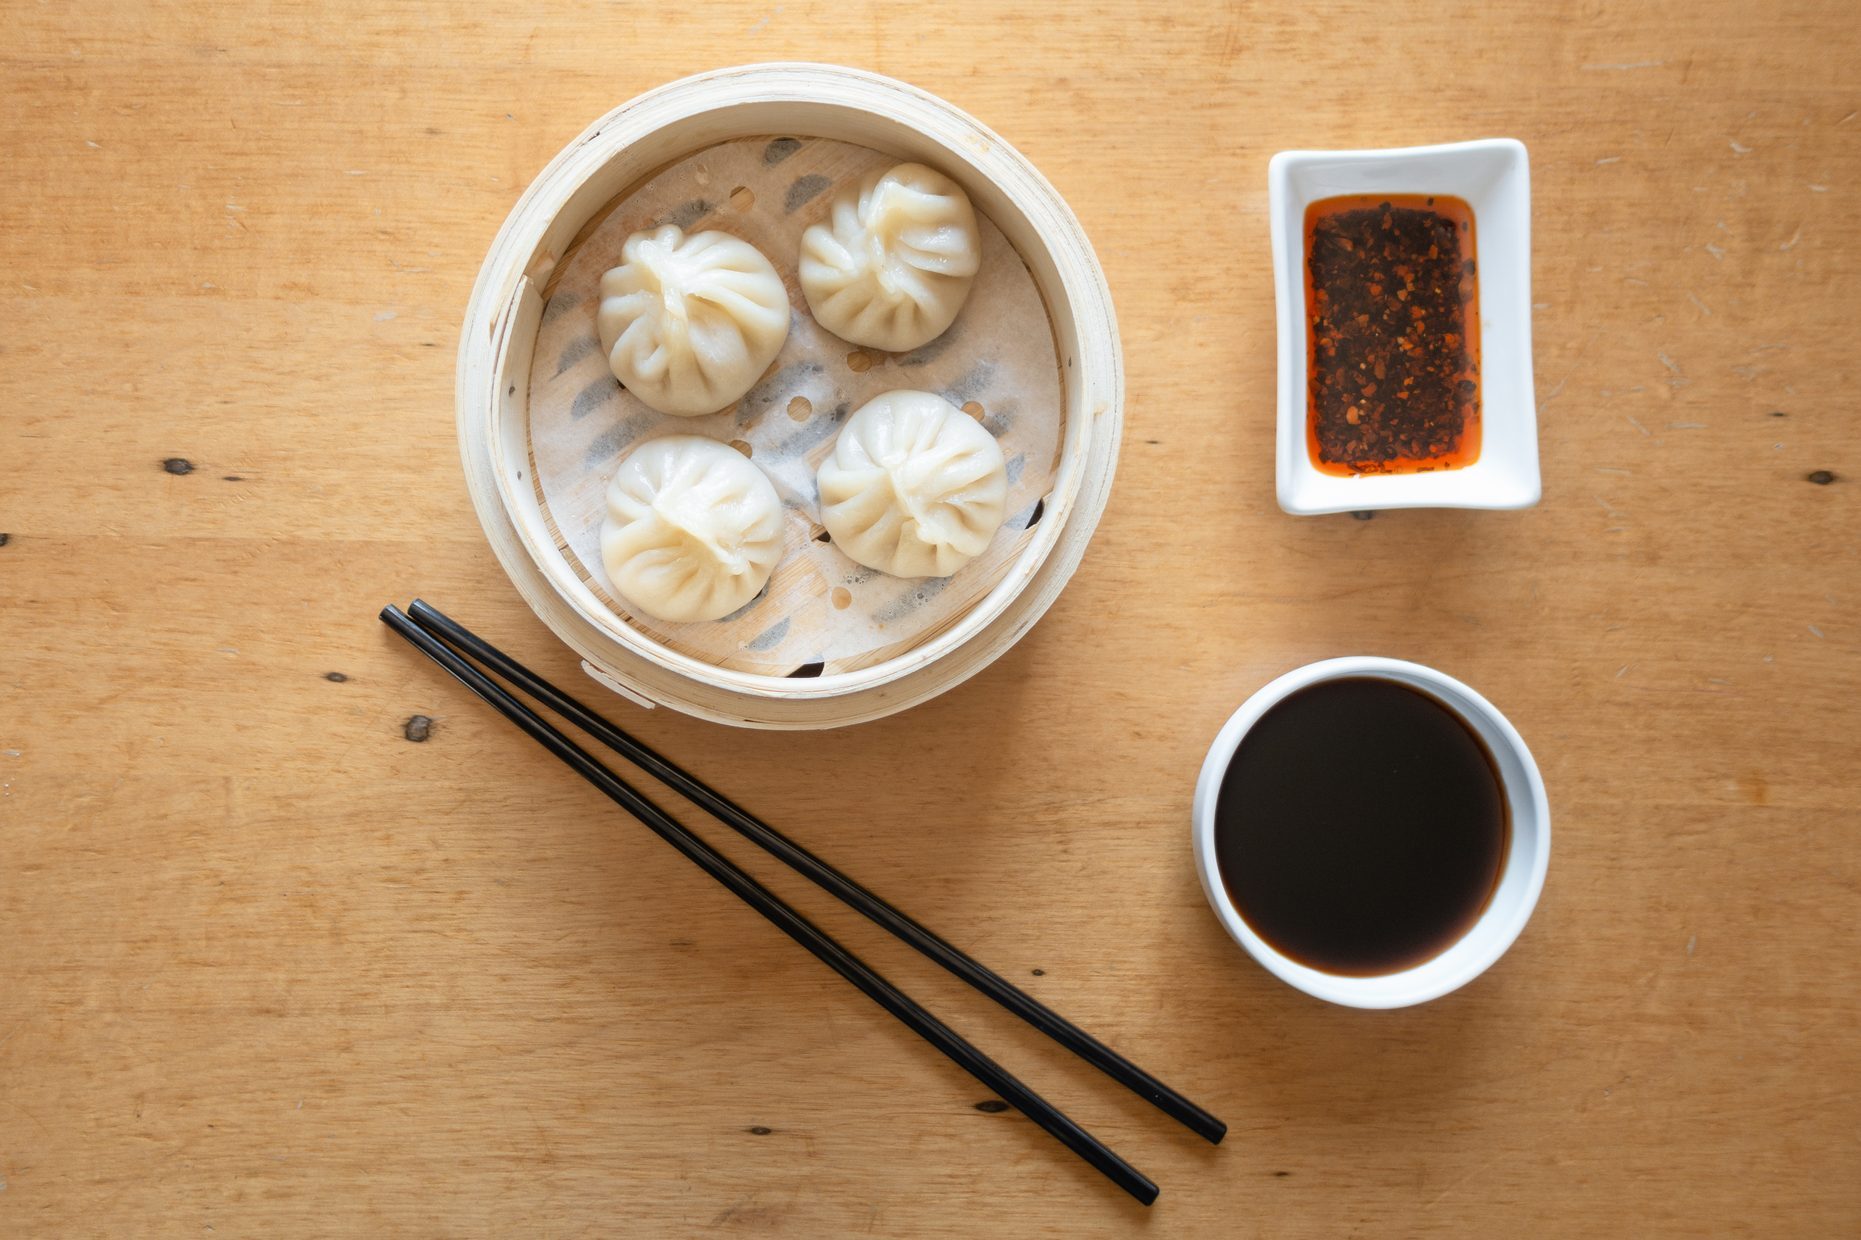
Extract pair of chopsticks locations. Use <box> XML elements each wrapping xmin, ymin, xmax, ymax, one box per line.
<box><xmin>381</xmin><ymin>601</ymin><xmax>1223</xmax><ymax>1204</ymax></box>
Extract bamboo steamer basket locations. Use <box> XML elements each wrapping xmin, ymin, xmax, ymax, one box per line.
<box><xmin>457</xmin><ymin>64</ymin><xmax>1121</xmax><ymax>729</ymax></box>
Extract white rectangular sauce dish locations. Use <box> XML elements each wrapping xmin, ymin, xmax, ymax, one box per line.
<box><xmin>1268</xmin><ymin>139</ymin><xmax>1540</xmax><ymax>515</ymax></box>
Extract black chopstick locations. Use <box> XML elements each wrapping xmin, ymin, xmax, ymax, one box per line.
<box><xmin>379</xmin><ymin>605</ymin><xmax>1159</xmax><ymax>1206</ymax></box>
<box><xmin>405</xmin><ymin>598</ymin><xmax>1228</xmax><ymax>1147</ymax></box>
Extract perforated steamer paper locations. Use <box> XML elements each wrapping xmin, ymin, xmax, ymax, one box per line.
<box><xmin>526</xmin><ymin>137</ymin><xmax>1063</xmax><ymax>675</ymax></box>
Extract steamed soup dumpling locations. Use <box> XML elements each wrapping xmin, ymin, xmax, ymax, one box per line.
<box><xmin>596</xmin><ymin>226</ymin><xmax>791</xmax><ymax>417</ymax></box>
<box><xmin>799</xmin><ymin>163</ymin><xmax>981</xmax><ymax>352</ymax></box>
<box><xmin>601</xmin><ymin>435</ymin><xmax>784</xmax><ymax>623</ymax></box>
<box><xmin>817</xmin><ymin>391</ymin><xmax>1007</xmax><ymax>578</ymax></box>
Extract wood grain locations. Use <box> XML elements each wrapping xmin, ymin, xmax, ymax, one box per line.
<box><xmin>1</xmin><ymin>1</ymin><xmax>1856</xmax><ymax>1235</ymax></box>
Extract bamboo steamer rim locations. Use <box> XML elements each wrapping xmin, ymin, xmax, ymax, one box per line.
<box><xmin>457</xmin><ymin>64</ymin><xmax>1122</xmax><ymax>727</ymax></box>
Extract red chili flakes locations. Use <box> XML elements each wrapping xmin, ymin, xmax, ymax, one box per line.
<box><xmin>1303</xmin><ymin>194</ymin><xmax>1482</xmax><ymax>476</ymax></box>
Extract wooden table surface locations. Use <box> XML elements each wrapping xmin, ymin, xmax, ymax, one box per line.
<box><xmin>3</xmin><ymin>2</ymin><xmax>1856</xmax><ymax>1235</ymax></box>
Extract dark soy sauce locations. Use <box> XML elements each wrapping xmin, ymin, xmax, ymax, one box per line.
<box><xmin>1213</xmin><ymin>677</ymin><xmax>1508</xmax><ymax>977</ymax></box>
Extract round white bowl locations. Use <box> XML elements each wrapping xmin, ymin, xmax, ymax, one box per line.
<box><xmin>1192</xmin><ymin>657</ymin><xmax>1550</xmax><ymax>1008</ymax></box>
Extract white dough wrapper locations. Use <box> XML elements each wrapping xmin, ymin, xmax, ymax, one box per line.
<box><xmin>799</xmin><ymin>163</ymin><xmax>981</xmax><ymax>352</ymax></box>
<box><xmin>596</xmin><ymin>226</ymin><xmax>791</xmax><ymax>417</ymax></box>
<box><xmin>600</xmin><ymin>436</ymin><xmax>784</xmax><ymax>622</ymax></box>
<box><xmin>818</xmin><ymin>391</ymin><xmax>1008</xmax><ymax>579</ymax></box>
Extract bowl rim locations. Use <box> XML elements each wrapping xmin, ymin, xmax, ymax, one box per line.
<box><xmin>1268</xmin><ymin>138</ymin><xmax>1541</xmax><ymax>516</ymax></box>
<box><xmin>1191</xmin><ymin>656</ymin><xmax>1551</xmax><ymax>1008</ymax></box>
<box><xmin>457</xmin><ymin>63</ymin><xmax>1122</xmax><ymax>707</ymax></box>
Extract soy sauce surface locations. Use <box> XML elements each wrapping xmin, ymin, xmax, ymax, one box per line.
<box><xmin>1214</xmin><ymin>677</ymin><xmax>1508</xmax><ymax>977</ymax></box>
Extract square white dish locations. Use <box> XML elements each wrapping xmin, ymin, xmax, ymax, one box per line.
<box><xmin>1268</xmin><ymin>139</ymin><xmax>1539</xmax><ymax>515</ymax></box>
